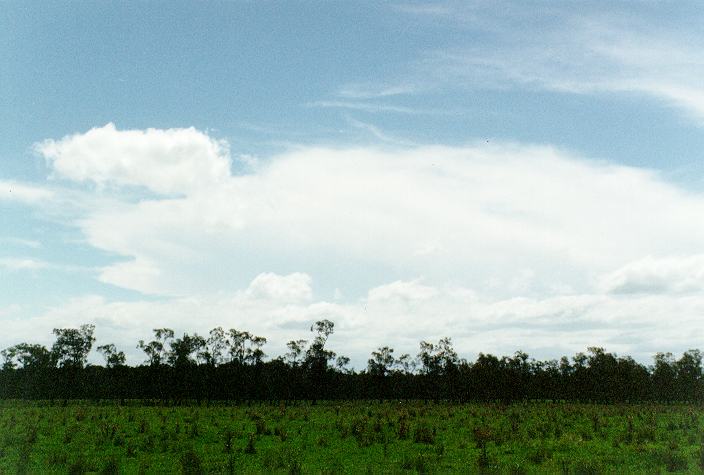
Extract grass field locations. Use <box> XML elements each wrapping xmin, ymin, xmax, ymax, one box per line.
<box><xmin>1</xmin><ymin>401</ymin><xmax>703</xmax><ymax>474</ymax></box>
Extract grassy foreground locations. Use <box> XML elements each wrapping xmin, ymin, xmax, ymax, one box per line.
<box><xmin>1</xmin><ymin>401</ymin><xmax>703</xmax><ymax>474</ymax></box>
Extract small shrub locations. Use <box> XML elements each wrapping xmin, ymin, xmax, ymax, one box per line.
<box><xmin>508</xmin><ymin>462</ymin><xmax>528</xmax><ymax>475</ymax></box>
<box><xmin>413</xmin><ymin>424</ymin><xmax>435</xmax><ymax>445</ymax></box>
<box><xmin>179</xmin><ymin>448</ymin><xmax>204</xmax><ymax>475</ymax></box>
<box><xmin>67</xmin><ymin>457</ymin><xmax>88</xmax><ymax>475</ymax></box>
<box><xmin>572</xmin><ymin>459</ymin><xmax>602</xmax><ymax>475</ymax></box>
<box><xmin>664</xmin><ymin>450</ymin><xmax>688</xmax><ymax>472</ymax></box>
<box><xmin>223</xmin><ymin>429</ymin><xmax>234</xmax><ymax>454</ymax></box>
<box><xmin>398</xmin><ymin>417</ymin><xmax>409</xmax><ymax>440</ymax></box>
<box><xmin>288</xmin><ymin>457</ymin><xmax>303</xmax><ymax>475</ymax></box>
<box><xmin>15</xmin><ymin>446</ymin><xmax>31</xmax><ymax>475</ymax></box>
<box><xmin>244</xmin><ymin>433</ymin><xmax>256</xmax><ymax>454</ymax></box>
<box><xmin>401</xmin><ymin>452</ymin><xmax>431</xmax><ymax>474</ymax></box>
<box><xmin>25</xmin><ymin>427</ymin><xmax>38</xmax><ymax>445</ymax></box>
<box><xmin>99</xmin><ymin>458</ymin><xmax>119</xmax><ymax>475</ymax></box>
<box><xmin>274</xmin><ymin>425</ymin><xmax>288</xmax><ymax>442</ymax></box>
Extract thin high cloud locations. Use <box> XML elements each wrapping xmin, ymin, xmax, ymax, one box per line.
<box><xmin>306</xmin><ymin>100</ymin><xmax>449</xmax><ymax>116</ymax></box>
<box><xmin>6</xmin><ymin>123</ymin><xmax>704</xmax><ymax>364</ymax></box>
<box><xmin>369</xmin><ymin>3</ymin><xmax>704</xmax><ymax>124</ymax></box>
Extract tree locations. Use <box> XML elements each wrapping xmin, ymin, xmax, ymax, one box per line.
<box><xmin>226</xmin><ymin>329</ymin><xmax>267</xmax><ymax>365</ymax></box>
<box><xmin>51</xmin><ymin>324</ymin><xmax>96</xmax><ymax>369</ymax></box>
<box><xmin>305</xmin><ymin>319</ymin><xmax>336</xmax><ymax>371</ymax></box>
<box><xmin>368</xmin><ymin>346</ymin><xmax>395</xmax><ymax>377</ymax></box>
<box><xmin>1</xmin><ymin>343</ymin><xmax>52</xmax><ymax>370</ymax></box>
<box><xmin>335</xmin><ymin>355</ymin><xmax>351</xmax><ymax>373</ymax></box>
<box><xmin>395</xmin><ymin>353</ymin><xmax>416</xmax><ymax>374</ymax></box>
<box><xmin>652</xmin><ymin>352</ymin><xmax>677</xmax><ymax>401</ymax></box>
<box><xmin>417</xmin><ymin>337</ymin><xmax>458</xmax><ymax>375</ymax></box>
<box><xmin>285</xmin><ymin>339</ymin><xmax>308</xmax><ymax>367</ymax></box>
<box><xmin>167</xmin><ymin>333</ymin><xmax>206</xmax><ymax>367</ymax></box>
<box><xmin>675</xmin><ymin>349</ymin><xmax>702</xmax><ymax>401</ymax></box>
<box><xmin>202</xmin><ymin>327</ymin><xmax>227</xmax><ymax>366</ymax></box>
<box><xmin>137</xmin><ymin>328</ymin><xmax>174</xmax><ymax>366</ymax></box>
<box><xmin>227</xmin><ymin>329</ymin><xmax>250</xmax><ymax>365</ymax></box>
<box><xmin>245</xmin><ymin>335</ymin><xmax>267</xmax><ymax>365</ymax></box>
<box><xmin>96</xmin><ymin>344</ymin><xmax>126</xmax><ymax>368</ymax></box>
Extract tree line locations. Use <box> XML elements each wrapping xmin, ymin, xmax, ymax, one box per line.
<box><xmin>1</xmin><ymin>321</ymin><xmax>702</xmax><ymax>402</ymax></box>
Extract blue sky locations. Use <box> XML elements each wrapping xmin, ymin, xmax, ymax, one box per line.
<box><xmin>3</xmin><ymin>2</ymin><xmax>704</xmax><ymax>367</ymax></box>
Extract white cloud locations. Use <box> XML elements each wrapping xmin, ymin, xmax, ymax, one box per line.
<box><xmin>0</xmin><ymin>257</ymin><xmax>95</xmax><ymax>275</ymax></box>
<box><xmin>3</xmin><ymin>275</ymin><xmax>704</xmax><ymax>368</ymax></box>
<box><xmin>20</xmin><ymin>126</ymin><xmax>704</xmax><ymax>300</ymax></box>
<box><xmin>0</xmin><ymin>258</ymin><xmax>48</xmax><ymax>271</ymax></box>
<box><xmin>367</xmin><ymin>279</ymin><xmax>439</xmax><ymax>304</ymax></box>
<box><xmin>246</xmin><ymin>272</ymin><xmax>313</xmax><ymax>304</ymax></box>
<box><xmin>10</xmin><ymin>125</ymin><xmax>704</xmax><ymax>363</ymax></box>
<box><xmin>35</xmin><ymin>123</ymin><xmax>231</xmax><ymax>194</ymax></box>
<box><xmin>600</xmin><ymin>255</ymin><xmax>704</xmax><ymax>295</ymax></box>
<box><xmin>0</xmin><ymin>237</ymin><xmax>42</xmax><ymax>248</ymax></box>
<box><xmin>390</xmin><ymin>4</ymin><xmax>704</xmax><ymax>124</ymax></box>
<box><xmin>0</xmin><ymin>180</ymin><xmax>54</xmax><ymax>203</ymax></box>
<box><xmin>64</xmin><ymin>141</ymin><xmax>704</xmax><ymax>299</ymax></box>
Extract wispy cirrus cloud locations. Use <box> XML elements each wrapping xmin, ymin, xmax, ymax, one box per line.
<box><xmin>306</xmin><ymin>100</ymin><xmax>446</xmax><ymax>115</ymax></box>
<box><xmin>0</xmin><ymin>258</ymin><xmax>49</xmax><ymax>271</ymax></box>
<box><xmin>0</xmin><ymin>237</ymin><xmax>42</xmax><ymax>248</ymax></box>
<box><xmin>0</xmin><ymin>180</ymin><xmax>54</xmax><ymax>203</ymax></box>
<box><xmin>377</xmin><ymin>3</ymin><xmax>704</xmax><ymax>124</ymax></box>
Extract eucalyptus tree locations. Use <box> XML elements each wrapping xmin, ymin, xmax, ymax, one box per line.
<box><xmin>285</xmin><ymin>339</ymin><xmax>308</xmax><ymax>367</ymax></box>
<box><xmin>335</xmin><ymin>355</ymin><xmax>351</xmax><ymax>374</ymax></box>
<box><xmin>96</xmin><ymin>344</ymin><xmax>126</xmax><ymax>368</ymax></box>
<box><xmin>137</xmin><ymin>328</ymin><xmax>174</xmax><ymax>366</ymax></box>
<box><xmin>368</xmin><ymin>346</ymin><xmax>396</xmax><ymax>377</ymax></box>
<box><xmin>167</xmin><ymin>333</ymin><xmax>206</xmax><ymax>367</ymax></box>
<box><xmin>51</xmin><ymin>324</ymin><xmax>96</xmax><ymax>369</ymax></box>
<box><xmin>417</xmin><ymin>337</ymin><xmax>459</xmax><ymax>375</ymax></box>
<box><xmin>227</xmin><ymin>329</ymin><xmax>267</xmax><ymax>365</ymax></box>
<box><xmin>245</xmin><ymin>335</ymin><xmax>267</xmax><ymax>365</ymax></box>
<box><xmin>305</xmin><ymin>319</ymin><xmax>336</xmax><ymax>370</ymax></box>
<box><xmin>202</xmin><ymin>327</ymin><xmax>227</xmax><ymax>366</ymax></box>
<box><xmin>1</xmin><ymin>343</ymin><xmax>53</xmax><ymax>370</ymax></box>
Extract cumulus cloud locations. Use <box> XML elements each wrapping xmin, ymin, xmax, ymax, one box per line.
<box><xmin>3</xmin><ymin>275</ymin><xmax>704</xmax><ymax>368</ymax></box>
<box><xmin>64</xmin><ymin>140</ymin><xmax>704</xmax><ymax>299</ymax></box>
<box><xmin>600</xmin><ymin>255</ymin><xmax>704</xmax><ymax>295</ymax></box>
<box><xmin>8</xmin><ymin>124</ymin><xmax>704</xmax><ymax>363</ymax></box>
<box><xmin>246</xmin><ymin>272</ymin><xmax>313</xmax><ymax>304</ymax></box>
<box><xmin>35</xmin><ymin>123</ymin><xmax>231</xmax><ymax>194</ymax></box>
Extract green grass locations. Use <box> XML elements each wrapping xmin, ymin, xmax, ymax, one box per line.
<box><xmin>0</xmin><ymin>401</ymin><xmax>703</xmax><ymax>473</ymax></box>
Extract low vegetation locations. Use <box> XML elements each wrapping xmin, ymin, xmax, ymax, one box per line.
<box><xmin>1</xmin><ymin>400</ymin><xmax>703</xmax><ymax>473</ymax></box>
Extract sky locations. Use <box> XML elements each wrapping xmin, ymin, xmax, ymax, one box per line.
<box><xmin>2</xmin><ymin>1</ymin><xmax>704</xmax><ymax>368</ymax></box>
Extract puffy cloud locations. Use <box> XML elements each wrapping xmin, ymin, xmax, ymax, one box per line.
<box><xmin>9</xmin><ymin>125</ymin><xmax>704</xmax><ymax>364</ymax></box>
<box><xmin>246</xmin><ymin>272</ymin><xmax>313</xmax><ymax>304</ymax></box>
<box><xmin>65</xmin><ymin>141</ymin><xmax>704</xmax><ymax>299</ymax></box>
<box><xmin>367</xmin><ymin>280</ymin><xmax>439</xmax><ymax>303</ymax></box>
<box><xmin>3</xmin><ymin>275</ymin><xmax>704</xmax><ymax>368</ymax></box>
<box><xmin>35</xmin><ymin>123</ymin><xmax>231</xmax><ymax>194</ymax></box>
<box><xmin>600</xmin><ymin>255</ymin><xmax>704</xmax><ymax>295</ymax></box>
